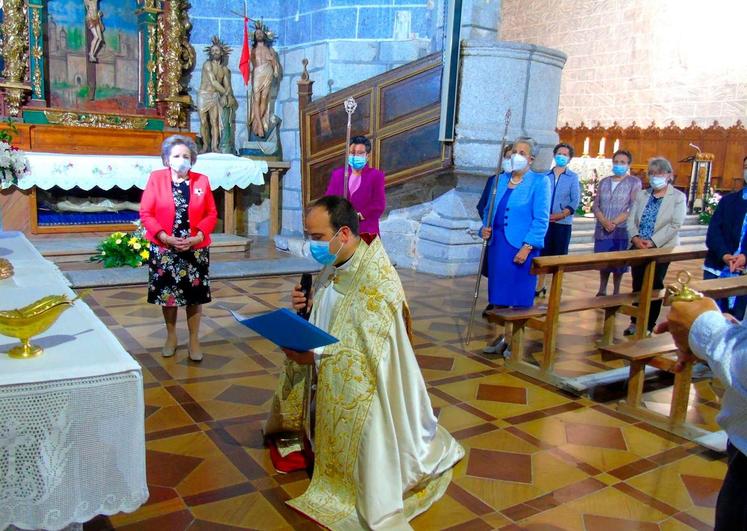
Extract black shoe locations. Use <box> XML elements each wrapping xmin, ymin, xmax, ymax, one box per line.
<box><xmin>535</xmin><ymin>287</ymin><xmax>547</xmax><ymax>298</ymax></box>
<box><xmin>623</xmin><ymin>324</ymin><xmax>636</xmax><ymax>336</ymax></box>
<box><xmin>482</xmin><ymin>304</ymin><xmax>495</xmax><ymax>318</ymax></box>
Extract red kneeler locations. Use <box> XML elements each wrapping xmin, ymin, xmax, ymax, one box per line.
<box><xmin>267</xmin><ymin>434</ymin><xmax>314</xmax><ymax>474</ymax></box>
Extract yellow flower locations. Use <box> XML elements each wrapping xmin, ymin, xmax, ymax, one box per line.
<box><xmin>140</xmin><ymin>249</ymin><xmax>149</xmax><ymax>260</ymax></box>
<box><xmin>128</xmin><ymin>237</ymin><xmax>138</xmax><ymax>246</ymax></box>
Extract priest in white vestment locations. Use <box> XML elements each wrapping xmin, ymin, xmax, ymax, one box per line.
<box><xmin>264</xmin><ymin>196</ymin><xmax>464</xmax><ymax>530</ymax></box>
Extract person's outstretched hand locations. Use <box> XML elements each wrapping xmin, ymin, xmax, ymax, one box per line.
<box><xmin>654</xmin><ymin>298</ymin><xmax>720</xmax><ymax>372</ymax></box>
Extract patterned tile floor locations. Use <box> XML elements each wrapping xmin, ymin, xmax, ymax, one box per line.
<box><xmin>83</xmin><ymin>258</ymin><xmax>725</xmax><ymax>530</ymax></box>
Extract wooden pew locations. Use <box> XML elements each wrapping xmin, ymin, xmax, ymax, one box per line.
<box><xmin>487</xmin><ymin>245</ymin><xmax>706</xmax><ymax>389</ymax></box>
<box><xmin>599</xmin><ymin>274</ymin><xmax>747</xmax><ymax>446</ymax></box>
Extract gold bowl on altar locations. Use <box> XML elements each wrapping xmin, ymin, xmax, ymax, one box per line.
<box><xmin>0</xmin><ymin>292</ymin><xmax>84</xmax><ymax>359</ymax></box>
<box><xmin>0</xmin><ymin>258</ymin><xmax>13</xmax><ymax>280</ymax></box>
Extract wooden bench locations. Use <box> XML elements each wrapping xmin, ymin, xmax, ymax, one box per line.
<box><xmin>486</xmin><ymin>245</ymin><xmax>706</xmax><ymax>387</ymax></box>
<box><xmin>598</xmin><ymin>274</ymin><xmax>747</xmax><ymax>445</ymax></box>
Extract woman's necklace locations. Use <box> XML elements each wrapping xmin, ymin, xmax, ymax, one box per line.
<box><xmin>509</xmin><ymin>175</ymin><xmax>524</xmax><ymax>186</ymax></box>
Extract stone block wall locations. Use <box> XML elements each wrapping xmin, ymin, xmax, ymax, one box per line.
<box><xmin>500</xmin><ymin>0</ymin><xmax>747</xmax><ymax>128</ymax></box>
<box><xmin>188</xmin><ymin>0</ymin><xmax>446</xmax><ymax>235</ymax></box>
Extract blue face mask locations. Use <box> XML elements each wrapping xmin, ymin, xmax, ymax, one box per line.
<box><xmin>348</xmin><ymin>155</ymin><xmax>367</xmax><ymax>170</ymax></box>
<box><xmin>308</xmin><ymin>229</ymin><xmax>342</xmax><ymax>265</ymax></box>
<box><xmin>554</xmin><ymin>154</ymin><xmax>569</xmax><ymax>167</ymax></box>
<box><xmin>612</xmin><ymin>164</ymin><xmax>628</xmax><ymax>176</ymax></box>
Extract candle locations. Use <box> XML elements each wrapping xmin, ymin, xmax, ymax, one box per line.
<box><xmin>583</xmin><ymin>137</ymin><xmax>590</xmax><ymax>156</ymax></box>
<box><xmin>598</xmin><ymin>137</ymin><xmax>606</xmax><ymax>156</ymax></box>
<box><xmin>613</xmin><ymin>139</ymin><xmax>620</xmax><ymax>153</ymax></box>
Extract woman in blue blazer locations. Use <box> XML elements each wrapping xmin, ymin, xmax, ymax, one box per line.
<box><xmin>478</xmin><ymin>137</ymin><xmax>551</xmax><ymax>311</ymax></box>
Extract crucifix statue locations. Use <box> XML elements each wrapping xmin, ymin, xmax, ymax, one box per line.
<box><xmin>84</xmin><ymin>0</ymin><xmax>105</xmax><ymax>63</ymax></box>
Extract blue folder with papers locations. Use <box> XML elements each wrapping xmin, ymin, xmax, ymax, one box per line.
<box><xmin>231</xmin><ymin>308</ymin><xmax>339</xmax><ymax>352</ymax></box>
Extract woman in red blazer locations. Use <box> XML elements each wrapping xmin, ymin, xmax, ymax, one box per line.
<box><xmin>324</xmin><ymin>135</ymin><xmax>386</xmax><ymax>235</ymax></box>
<box><xmin>140</xmin><ymin>135</ymin><xmax>217</xmax><ymax>362</ymax></box>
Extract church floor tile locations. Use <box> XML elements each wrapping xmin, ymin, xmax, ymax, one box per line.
<box><xmin>82</xmin><ymin>258</ymin><xmax>726</xmax><ymax>530</ymax></box>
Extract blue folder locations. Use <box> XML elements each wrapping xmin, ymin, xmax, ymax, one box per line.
<box><xmin>231</xmin><ymin>308</ymin><xmax>339</xmax><ymax>352</ymax></box>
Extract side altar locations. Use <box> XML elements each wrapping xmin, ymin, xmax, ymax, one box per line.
<box><xmin>0</xmin><ymin>1</ymin><xmax>289</xmax><ymax>236</ymax></box>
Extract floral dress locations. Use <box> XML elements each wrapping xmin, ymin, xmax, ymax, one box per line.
<box><xmin>147</xmin><ymin>181</ymin><xmax>211</xmax><ymax>306</ymax></box>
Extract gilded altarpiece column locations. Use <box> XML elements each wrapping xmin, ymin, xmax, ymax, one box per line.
<box><xmin>136</xmin><ymin>1</ymin><xmax>162</xmax><ymax>110</ymax></box>
<box><xmin>27</xmin><ymin>0</ymin><xmax>46</xmax><ymax>107</ymax></box>
<box><xmin>157</xmin><ymin>0</ymin><xmax>195</xmax><ymax>129</ymax></box>
<box><xmin>0</xmin><ymin>0</ymin><xmax>31</xmax><ymax>116</ymax></box>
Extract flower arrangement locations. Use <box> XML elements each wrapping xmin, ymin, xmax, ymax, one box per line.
<box><xmin>89</xmin><ymin>220</ymin><xmax>150</xmax><ymax>268</ymax></box>
<box><xmin>576</xmin><ymin>174</ymin><xmax>599</xmax><ymax>215</ymax></box>
<box><xmin>698</xmin><ymin>189</ymin><xmax>721</xmax><ymax>225</ymax></box>
<box><xmin>0</xmin><ymin>123</ymin><xmax>29</xmax><ymax>189</ymax></box>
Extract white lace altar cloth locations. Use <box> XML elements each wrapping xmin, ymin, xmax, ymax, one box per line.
<box><xmin>0</xmin><ymin>233</ymin><xmax>147</xmax><ymax>530</ymax></box>
<box><xmin>17</xmin><ymin>152</ymin><xmax>268</xmax><ymax>191</ymax></box>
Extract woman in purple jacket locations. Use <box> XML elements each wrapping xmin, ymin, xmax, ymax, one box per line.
<box><xmin>325</xmin><ymin>135</ymin><xmax>386</xmax><ymax>235</ymax></box>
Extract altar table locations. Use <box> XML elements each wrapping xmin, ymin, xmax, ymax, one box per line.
<box><xmin>0</xmin><ymin>232</ymin><xmax>148</xmax><ymax>530</ymax></box>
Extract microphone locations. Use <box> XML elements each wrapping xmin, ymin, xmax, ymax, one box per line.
<box><xmin>298</xmin><ymin>272</ymin><xmax>312</xmax><ymax>320</ymax></box>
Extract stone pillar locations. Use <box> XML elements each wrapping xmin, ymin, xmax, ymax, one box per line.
<box><xmin>380</xmin><ymin>40</ymin><xmax>566</xmax><ymax>277</ymax></box>
<box><xmin>460</xmin><ymin>0</ymin><xmax>501</xmax><ymax>41</ymax></box>
<box><xmin>454</xmin><ymin>41</ymin><xmax>567</xmax><ymax>174</ymax></box>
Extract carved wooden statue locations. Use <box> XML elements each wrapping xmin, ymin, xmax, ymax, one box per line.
<box><xmin>198</xmin><ymin>36</ymin><xmax>237</xmax><ymax>153</ymax></box>
<box><xmin>249</xmin><ymin>21</ymin><xmax>280</xmax><ymax>139</ymax></box>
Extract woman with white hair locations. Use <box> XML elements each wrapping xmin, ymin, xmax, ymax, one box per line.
<box><xmin>140</xmin><ymin>135</ymin><xmax>217</xmax><ymax>361</ymax></box>
<box><xmin>624</xmin><ymin>156</ymin><xmax>686</xmax><ymax>335</ymax></box>
<box><xmin>479</xmin><ymin>137</ymin><xmax>551</xmax><ymax>319</ymax></box>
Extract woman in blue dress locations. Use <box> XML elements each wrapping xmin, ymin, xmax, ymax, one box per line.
<box><xmin>477</xmin><ymin>137</ymin><xmax>551</xmax><ymax>313</ymax></box>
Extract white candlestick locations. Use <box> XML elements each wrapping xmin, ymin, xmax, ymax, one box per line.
<box><xmin>583</xmin><ymin>137</ymin><xmax>590</xmax><ymax>156</ymax></box>
<box><xmin>599</xmin><ymin>137</ymin><xmax>606</xmax><ymax>156</ymax></box>
<box><xmin>613</xmin><ymin>139</ymin><xmax>620</xmax><ymax>153</ymax></box>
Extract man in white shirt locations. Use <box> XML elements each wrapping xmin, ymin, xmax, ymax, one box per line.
<box><xmin>656</xmin><ymin>299</ymin><xmax>747</xmax><ymax>530</ymax></box>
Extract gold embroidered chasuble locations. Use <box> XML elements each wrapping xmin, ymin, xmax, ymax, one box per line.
<box><xmin>264</xmin><ymin>238</ymin><xmax>463</xmax><ymax>530</ymax></box>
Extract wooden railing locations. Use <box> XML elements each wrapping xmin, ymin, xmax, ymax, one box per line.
<box><xmin>297</xmin><ymin>53</ymin><xmax>452</xmax><ymax>206</ymax></box>
<box><xmin>557</xmin><ymin>120</ymin><xmax>747</xmax><ymax>191</ymax></box>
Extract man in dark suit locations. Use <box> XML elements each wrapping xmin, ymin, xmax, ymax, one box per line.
<box><xmin>703</xmin><ymin>155</ymin><xmax>747</xmax><ymax>320</ymax></box>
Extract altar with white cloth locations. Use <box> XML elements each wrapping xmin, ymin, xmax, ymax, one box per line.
<box><xmin>0</xmin><ymin>231</ymin><xmax>148</xmax><ymax>530</ymax></box>
<box><xmin>13</xmin><ymin>152</ymin><xmax>268</xmax><ymax>235</ymax></box>
<box><xmin>19</xmin><ymin>152</ymin><xmax>267</xmax><ymax>192</ymax></box>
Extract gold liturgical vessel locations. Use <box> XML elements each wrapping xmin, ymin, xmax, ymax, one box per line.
<box><xmin>0</xmin><ymin>293</ymin><xmax>84</xmax><ymax>359</ymax></box>
<box><xmin>0</xmin><ymin>258</ymin><xmax>13</xmax><ymax>280</ymax></box>
<box><xmin>665</xmin><ymin>271</ymin><xmax>704</xmax><ymax>304</ymax></box>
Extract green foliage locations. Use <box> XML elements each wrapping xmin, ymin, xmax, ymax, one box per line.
<box><xmin>0</xmin><ymin>119</ymin><xmax>18</xmax><ymax>144</ymax></box>
<box><xmin>66</xmin><ymin>27</ymin><xmax>84</xmax><ymax>51</ymax></box>
<box><xmin>105</xmin><ymin>32</ymin><xmax>120</xmax><ymax>52</ymax></box>
<box><xmin>89</xmin><ymin>222</ymin><xmax>150</xmax><ymax>268</ymax></box>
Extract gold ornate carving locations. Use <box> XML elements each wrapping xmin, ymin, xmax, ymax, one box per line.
<box><xmin>0</xmin><ymin>0</ymin><xmax>31</xmax><ymax>115</ymax></box>
<box><xmin>147</xmin><ymin>24</ymin><xmax>158</xmax><ymax>108</ymax></box>
<box><xmin>157</xmin><ymin>0</ymin><xmax>194</xmax><ymax>128</ymax></box>
<box><xmin>31</xmin><ymin>6</ymin><xmax>43</xmax><ymax>98</ymax></box>
<box><xmin>44</xmin><ymin>110</ymin><xmax>149</xmax><ymax>129</ymax></box>
<box><xmin>0</xmin><ymin>258</ymin><xmax>14</xmax><ymax>280</ymax></box>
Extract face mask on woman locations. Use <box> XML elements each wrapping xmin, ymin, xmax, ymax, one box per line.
<box><xmin>348</xmin><ymin>155</ymin><xmax>367</xmax><ymax>171</ymax></box>
<box><xmin>501</xmin><ymin>157</ymin><xmax>512</xmax><ymax>173</ymax></box>
<box><xmin>170</xmin><ymin>158</ymin><xmax>191</xmax><ymax>175</ymax></box>
<box><xmin>511</xmin><ymin>153</ymin><xmax>529</xmax><ymax>172</ymax></box>
<box><xmin>308</xmin><ymin>229</ymin><xmax>343</xmax><ymax>266</ymax></box>
<box><xmin>650</xmin><ymin>175</ymin><xmax>668</xmax><ymax>190</ymax></box>
<box><xmin>612</xmin><ymin>164</ymin><xmax>628</xmax><ymax>176</ymax></box>
<box><xmin>554</xmin><ymin>154</ymin><xmax>569</xmax><ymax>167</ymax></box>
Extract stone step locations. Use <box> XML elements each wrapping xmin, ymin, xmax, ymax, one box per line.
<box><xmin>32</xmin><ymin>233</ymin><xmax>253</xmax><ymax>264</ymax></box>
